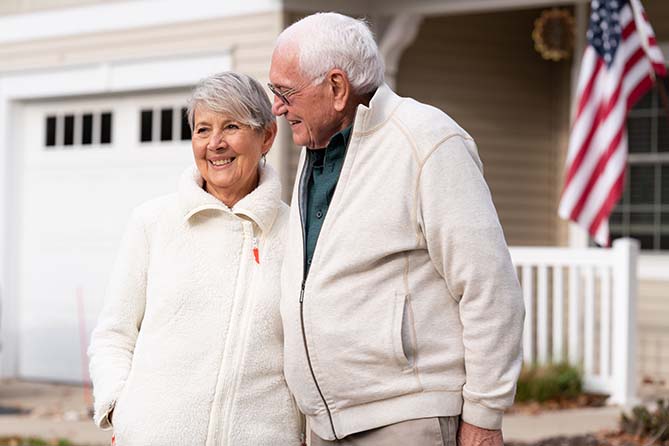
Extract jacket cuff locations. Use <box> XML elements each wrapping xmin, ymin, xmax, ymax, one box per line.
<box><xmin>461</xmin><ymin>400</ymin><xmax>503</xmax><ymax>430</ymax></box>
<box><xmin>94</xmin><ymin>400</ymin><xmax>115</xmax><ymax>430</ymax></box>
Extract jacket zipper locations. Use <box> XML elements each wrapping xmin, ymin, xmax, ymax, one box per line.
<box><xmin>297</xmin><ymin>151</ymin><xmax>338</xmax><ymax>440</ymax></box>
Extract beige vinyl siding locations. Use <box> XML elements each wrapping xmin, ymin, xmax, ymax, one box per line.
<box><xmin>633</xmin><ymin>0</ymin><xmax>669</xmax><ymax>393</ymax></box>
<box><xmin>638</xmin><ymin>279</ymin><xmax>669</xmax><ymax>392</ymax></box>
<box><xmin>397</xmin><ymin>9</ymin><xmax>571</xmax><ymax>247</ymax></box>
<box><xmin>0</xmin><ymin>11</ymin><xmax>282</xmax><ymax>81</ymax></box>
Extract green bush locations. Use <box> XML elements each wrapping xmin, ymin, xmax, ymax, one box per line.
<box><xmin>515</xmin><ymin>363</ymin><xmax>583</xmax><ymax>403</ymax></box>
<box><xmin>620</xmin><ymin>399</ymin><xmax>669</xmax><ymax>443</ymax></box>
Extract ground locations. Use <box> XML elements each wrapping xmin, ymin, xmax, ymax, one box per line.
<box><xmin>0</xmin><ymin>379</ymin><xmax>667</xmax><ymax>445</ymax></box>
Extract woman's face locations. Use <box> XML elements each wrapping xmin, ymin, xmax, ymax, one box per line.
<box><xmin>192</xmin><ymin>106</ymin><xmax>276</xmax><ymax>207</ymax></box>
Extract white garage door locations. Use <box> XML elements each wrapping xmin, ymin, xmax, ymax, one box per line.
<box><xmin>18</xmin><ymin>90</ymin><xmax>195</xmax><ymax>382</ymax></box>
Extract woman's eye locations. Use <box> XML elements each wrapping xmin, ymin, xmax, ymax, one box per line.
<box><xmin>226</xmin><ymin>123</ymin><xmax>240</xmax><ymax>130</ymax></box>
<box><xmin>196</xmin><ymin>128</ymin><xmax>209</xmax><ymax>134</ymax></box>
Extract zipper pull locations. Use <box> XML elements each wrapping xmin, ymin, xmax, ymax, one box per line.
<box><xmin>252</xmin><ymin>237</ymin><xmax>260</xmax><ymax>264</ymax></box>
<box><xmin>299</xmin><ymin>280</ymin><xmax>306</xmax><ymax>303</ymax></box>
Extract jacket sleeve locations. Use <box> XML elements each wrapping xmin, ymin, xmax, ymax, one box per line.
<box><xmin>418</xmin><ymin>135</ymin><xmax>525</xmax><ymax>430</ymax></box>
<box><xmin>87</xmin><ymin>208</ymin><xmax>149</xmax><ymax>429</ymax></box>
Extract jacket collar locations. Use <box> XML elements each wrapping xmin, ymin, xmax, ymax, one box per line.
<box><xmin>179</xmin><ymin>164</ymin><xmax>282</xmax><ymax>234</ymax></box>
<box><xmin>353</xmin><ymin>83</ymin><xmax>403</xmax><ymax>134</ymax></box>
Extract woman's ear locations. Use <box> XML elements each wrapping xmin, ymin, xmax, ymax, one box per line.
<box><xmin>261</xmin><ymin>121</ymin><xmax>278</xmax><ymax>155</ymax></box>
<box><xmin>328</xmin><ymin>69</ymin><xmax>350</xmax><ymax>112</ymax></box>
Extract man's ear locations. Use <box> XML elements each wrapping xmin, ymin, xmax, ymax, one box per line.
<box><xmin>328</xmin><ymin>69</ymin><xmax>350</xmax><ymax>112</ymax></box>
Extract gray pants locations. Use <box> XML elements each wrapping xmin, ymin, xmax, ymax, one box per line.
<box><xmin>310</xmin><ymin>416</ymin><xmax>460</xmax><ymax>446</ymax></box>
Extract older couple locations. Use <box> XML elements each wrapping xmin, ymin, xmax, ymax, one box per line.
<box><xmin>89</xmin><ymin>12</ymin><xmax>523</xmax><ymax>446</ymax></box>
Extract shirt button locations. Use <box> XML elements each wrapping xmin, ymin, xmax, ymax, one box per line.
<box><xmin>316</xmin><ymin>210</ymin><xmax>323</xmax><ymax>219</ymax></box>
<box><xmin>307</xmin><ymin>259</ymin><xmax>312</xmax><ymax>265</ymax></box>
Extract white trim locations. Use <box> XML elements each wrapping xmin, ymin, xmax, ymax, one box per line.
<box><xmin>1</xmin><ymin>53</ymin><xmax>231</xmax><ymax>100</ymax></box>
<box><xmin>0</xmin><ymin>51</ymin><xmax>231</xmax><ymax>377</ymax></box>
<box><xmin>0</xmin><ymin>0</ymin><xmax>281</xmax><ymax>45</ymax></box>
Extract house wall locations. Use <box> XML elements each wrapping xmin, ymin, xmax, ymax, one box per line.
<box><xmin>397</xmin><ymin>8</ymin><xmax>572</xmax><ymax>247</ymax></box>
<box><xmin>636</xmin><ymin>0</ymin><xmax>669</xmax><ymax>394</ymax></box>
<box><xmin>638</xmin><ymin>280</ymin><xmax>669</xmax><ymax>390</ymax></box>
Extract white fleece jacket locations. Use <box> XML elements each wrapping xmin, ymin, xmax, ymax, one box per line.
<box><xmin>89</xmin><ymin>165</ymin><xmax>302</xmax><ymax>446</ymax></box>
<box><xmin>280</xmin><ymin>84</ymin><xmax>525</xmax><ymax>440</ymax></box>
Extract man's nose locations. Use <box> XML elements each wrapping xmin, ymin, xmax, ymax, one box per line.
<box><xmin>271</xmin><ymin>95</ymin><xmax>287</xmax><ymax>116</ymax></box>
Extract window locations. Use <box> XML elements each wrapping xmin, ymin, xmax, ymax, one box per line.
<box><xmin>140</xmin><ymin>110</ymin><xmax>153</xmax><ymax>142</ymax></box>
<box><xmin>610</xmin><ymin>75</ymin><xmax>669</xmax><ymax>251</ymax></box>
<box><xmin>160</xmin><ymin>108</ymin><xmax>173</xmax><ymax>141</ymax></box>
<box><xmin>139</xmin><ymin>106</ymin><xmax>190</xmax><ymax>143</ymax></box>
<box><xmin>45</xmin><ymin>116</ymin><xmax>57</xmax><ymax>147</ymax></box>
<box><xmin>100</xmin><ymin>112</ymin><xmax>112</xmax><ymax>144</ymax></box>
<box><xmin>181</xmin><ymin>107</ymin><xmax>191</xmax><ymax>141</ymax></box>
<box><xmin>43</xmin><ymin>112</ymin><xmax>113</xmax><ymax>148</ymax></box>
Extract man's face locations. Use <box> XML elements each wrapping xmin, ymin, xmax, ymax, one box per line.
<box><xmin>269</xmin><ymin>46</ymin><xmax>339</xmax><ymax>149</ymax></box>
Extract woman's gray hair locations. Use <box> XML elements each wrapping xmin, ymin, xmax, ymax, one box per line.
<box><xmin>187</xmin><ymin>71</ymin><xmax>275</xmax><ymax>131</ymax></box>
<box><xmin>276</xmin><ymin>13</ymin><xmax>385</xmax><ymax>95</ymax></box>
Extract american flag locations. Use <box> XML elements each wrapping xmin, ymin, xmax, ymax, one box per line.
<box><xmin>558</xmin><ymin>0</ymin><xmax>666</xmax><ymax>246</ymax></box>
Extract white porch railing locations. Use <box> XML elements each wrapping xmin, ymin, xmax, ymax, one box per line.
<box><xmin>509</xmin><ymin>238</ymin><xmax>639</xmax><ymax>406</ymax></box>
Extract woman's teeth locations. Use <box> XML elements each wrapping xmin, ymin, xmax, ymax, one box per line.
<box><xmin>211</xmin><ymin>158</ymin><xmax>234</xmax><ymax>166</ymax></box>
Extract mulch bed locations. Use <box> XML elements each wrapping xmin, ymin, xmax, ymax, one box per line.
<box><xmin>509</xmin><ymin>393</ymin><xmax>609</xmax><ymax>415</ymax></box>
<box><xmin>506</xmin><ymin>430</ymin><xmax>669</xmax><ymax>446</ymax></box>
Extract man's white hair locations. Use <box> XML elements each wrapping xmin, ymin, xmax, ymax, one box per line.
<box><xmin>276</xmin><ymin>12</ymin><xmax>385</xmax><ymax>95</ymax></box>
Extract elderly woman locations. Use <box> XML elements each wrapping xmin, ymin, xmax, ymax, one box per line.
<box><xmin>88</xmin><ymin>72</ymin><xmax>302</xmax><ymax>445</ymax></box>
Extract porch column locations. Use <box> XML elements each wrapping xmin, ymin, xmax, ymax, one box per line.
<box><xmin>378</xmin><ymin>14</ymin><xmax>424</xmax><ymax>90</ymax></box>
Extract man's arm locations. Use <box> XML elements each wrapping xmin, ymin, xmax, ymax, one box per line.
<box><xmin>418</xmin><ymin>135</ymin><xmax>525</xmax><ymax>432</ymax></box>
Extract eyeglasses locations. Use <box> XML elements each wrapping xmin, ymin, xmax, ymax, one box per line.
<box><xmin>267</xmin><ymin>70</ymin><xmax>330</xmax><ymax>106</ymax></box>
<box><xmin>267</xmin><ymin>82</ymin><xmax>303</xmax><ymax>106</ymax></box>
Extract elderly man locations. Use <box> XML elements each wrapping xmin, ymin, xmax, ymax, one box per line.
<box><xmin>270</xmin><ymin>12</ymin><xmax>524</xmax><ymax>446</ymax></box>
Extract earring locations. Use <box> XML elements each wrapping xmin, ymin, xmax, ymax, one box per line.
<box><xmin>262</xmin><ymin>154</ymin><xmax>267</xmax><ymax>167</ymax></box>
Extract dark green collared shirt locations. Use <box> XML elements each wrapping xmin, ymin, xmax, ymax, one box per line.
<box><xmin>304</xmin><ymin>126</ymin><xmax>352</xmax><ymax>274</ymax></box>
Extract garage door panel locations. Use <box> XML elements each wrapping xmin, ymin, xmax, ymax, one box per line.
<box><xmin>19</xmin><ymin>91</ymin><xmax>193</xmax><ymax>381</ymax></box>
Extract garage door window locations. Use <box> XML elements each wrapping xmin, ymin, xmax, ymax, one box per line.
<box><xmin>44</xmin><ymin>111</ymin><xmax>113</xmax><ymax>148</ymax></box>
<box><xmin>139</xmin><ymin>106</ymin><xmax>190</xmax><ymax>143</ymax></box>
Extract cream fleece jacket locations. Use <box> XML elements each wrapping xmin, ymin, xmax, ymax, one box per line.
<box><xmin>89</xmin><ymin>165</ymin><xmax>302</xmax><ymax>446</ymax></box>
<box><xmin>280</xmin><ymin>84</ymin><xmax>525</xmax><ymax>440</ymax></box>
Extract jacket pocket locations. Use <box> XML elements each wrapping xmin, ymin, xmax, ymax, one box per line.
<box><xmin>392</xmin><ymin>293</ymin><xmax>416</xmax><ymax>369</ymax></box>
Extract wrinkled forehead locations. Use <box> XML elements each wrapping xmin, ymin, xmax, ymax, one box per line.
<box><xmin>270</xmin><ymin>43</ymin><xmax>304</xmax><ymax>86</ymax></box>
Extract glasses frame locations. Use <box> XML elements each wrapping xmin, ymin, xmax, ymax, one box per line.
<box><xmin>267</xmin><ymin>70</ymin><xmax>330</xmax><ymax>106</ymax></box>
<box><xmin>267</xmin><ymin>83</ymin><xmax>301</xmax><ymax>106</ymax></box>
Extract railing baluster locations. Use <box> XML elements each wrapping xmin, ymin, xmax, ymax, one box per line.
<box><xmin>569</xmin><ymin>266</ymin><xmax>579</xmax><ymax>365</ymax></box>
<box><xmin>538</xmin><ymin>265</ymin><xmax>549</xmax><ymax>364</ymax></box>
<box><xmin>553</xmin><ymin>266</ymin><xmax>564</xmax><ymax>363</ymax></box>
<box><xmin>600</xmin><ymin>266</ymin><xmax>611</xmax><ymax>380</ymax></box>
<box><xmin>522</xmin><ymin>265</ymin><xmax>534</xmax><ymax>364</ymax></box>
<box><xmin>584</xmin><ymin>266</ymin><xmax>595</xmax><ymax>376</ymax></box>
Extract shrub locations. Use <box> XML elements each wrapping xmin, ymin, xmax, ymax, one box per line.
<box><xmin>620</xmin><ymin>399</ymin><xmax>669</xmax><ymax>443</ymax></box>
<box><xmin>515</xmin><ymin>363</ymin><xmax>583</xmax><ymax>403</ymax></box>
